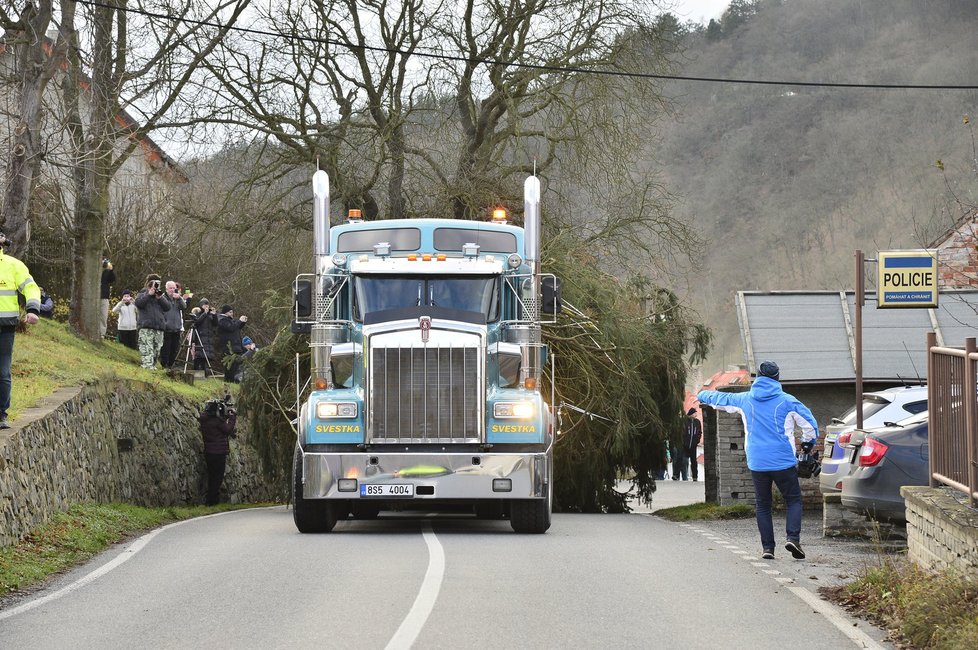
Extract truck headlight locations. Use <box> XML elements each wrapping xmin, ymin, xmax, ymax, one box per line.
<box><xmin>493</xmin><ymin>401</ymin><xmax>535</xmax><ymax>418</ymax></box>
<box><xmin>317</xmin><ymin>402</ymin><xmax>358</xmax><ymax>418</ymax></box>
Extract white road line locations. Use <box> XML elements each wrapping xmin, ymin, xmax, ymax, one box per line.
<box><xmin>733</xmin><ymin>550</ymin><xmax>748</xmax><ymax>555</ymax></box>
<box><xmin>385</xmin><ymin>522</ymin><xmax>445</xmax><ymax>650</ymax></box>
<box><xmin>751</xmin><ymin>562</ymin><xmax>769</xmax><ymax>567</ymax></box>
<box><xmin>0</xmin><ymin>508</ymin><xmax>258</xmax><ymax>621</ymax></box>
<box><xmin>763</xmin><ymin>570</ymin><xmax>781</xmax><ymax>575</ymax></box>
<box><xmin>787</xmin><ymin>586</ymin><xmax>884</xmax><ymax>650</ymax></box>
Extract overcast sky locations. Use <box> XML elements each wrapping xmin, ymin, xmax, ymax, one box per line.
<box><xmin>665</xmin><ymin>0</ymin><xmax>729</xmax><ymax>24</ymax></box>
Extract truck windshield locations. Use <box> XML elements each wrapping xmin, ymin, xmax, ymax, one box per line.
<box><xmin>354</xmin><ymin>275</ymin><xmax>499</xmax><ymax>322</ymax></box>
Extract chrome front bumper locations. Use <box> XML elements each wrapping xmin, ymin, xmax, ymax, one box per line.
<box><xmin>301</xmin><ymin>450</ymin><xmax>551</xmax><ymax>500</ymax></box>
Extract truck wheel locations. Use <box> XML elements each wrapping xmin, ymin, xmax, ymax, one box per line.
<box><xmin>510</xmin><ymin>497</ymin><xmax>551</xmax><ymax>533</ymax></box>
<box><xmin>292</xmin><ymin>446</ymin><xmax>338</xmax><ymax>533</ymax></box>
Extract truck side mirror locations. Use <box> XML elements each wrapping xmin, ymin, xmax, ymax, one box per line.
<box><xmin>293</xmin><ymin>279</ymin><xmax>313</xmax><ymax>333</ymax></box>
<box><xmin>541</xmin><ymin>276</ymin><xmax>562</xmax><ymax>315</ymax></box>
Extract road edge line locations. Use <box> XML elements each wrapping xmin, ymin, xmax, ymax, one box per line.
<box><xmin>0</xmin><ymin>506</ymin><xmax>281</xmax><ymax>621</ymax></box>
<box><xmin>786</xmin><ymin>585</ymin><xmax>884</xmax><ymax>649</ymax></box>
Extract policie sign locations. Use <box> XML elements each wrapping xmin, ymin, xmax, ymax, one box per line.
<box><xmin>877</xmin><ymin>250</ymin><xmax>938</xmax><ymax>309</ymax></box>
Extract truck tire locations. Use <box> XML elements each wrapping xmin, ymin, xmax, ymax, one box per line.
<box><xmin>292</xmin><ymin>446</ymin><xmax>338</xmax><ymax>533</ymax></box>
<box><xmin>510</xmin><ymin>498</ymin><xmax>551</xmax><ymax>533</ymax></box>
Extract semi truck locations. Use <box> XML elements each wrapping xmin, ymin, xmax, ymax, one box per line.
<box><xmin>291</xmin><ymin>170</ymin><xmax>560</xmax><ymax>533</ymax></box>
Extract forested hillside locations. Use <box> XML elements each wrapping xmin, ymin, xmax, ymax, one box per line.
<box><xmin>656</xmin><ymin>0</ymin><xmax>978</xmax><ymax>372</ymax></box>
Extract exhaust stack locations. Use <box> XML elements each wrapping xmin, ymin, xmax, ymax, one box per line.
<box><xmin>520</xmin><ymin>175</ymin><xmax>543</xmax><ymax>388</ymax></box>
<box><xmin>524</xmin><ymin>175</ymin><xmax>541</xmax><ymax>276</ymax></box>
<box><xmin>313</xmin><ymin>169</ymin><xmax>330</xmax><ymax>266</ymax></box>
<box><xmin>311</xmin><ymin>170</ymin><xmax>335</xmax><ymax>386</ymax></box>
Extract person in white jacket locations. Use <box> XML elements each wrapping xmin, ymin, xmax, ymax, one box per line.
<box><xmin>112</xmin><ymin>290</ymin><xmax>138</xmax><ymax>350</ymax></box>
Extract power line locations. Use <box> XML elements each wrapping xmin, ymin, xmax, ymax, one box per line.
<box><xmin>72</xmin><ymin>0</ymin><xmax>978</xmax><ymax>91</ymax></box>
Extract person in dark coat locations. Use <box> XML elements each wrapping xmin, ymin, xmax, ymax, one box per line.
<box><xmin>217</xmin><ymin>304</ymin><xmax>248</xmax><ymax>381</ymax></box>
<box><xmin>134</xmin><ymin>274</ymin><xmax>172</xmax><ymax>369</ymax></box>
<box><xmin>191</xmin><ymin>298</ymin><xmax>218</xmax><ymax>372</ymax></box>
<box><xmin>99</xmin><ymin>258</ymin><xmax>116</xmax><ymax>338</ymax></box>
<box><xmin>683</xmin><ymin>407</ymin><xmax>703</xmax><ymax>482</ymax></box>
<box><xmin>159</xmin><ymin>281</ymin><xmax>188</xmax><ymax>369</ymax></box>
<box><xmin>199</xmin><ymin>399</ymin><xmax>237</xmax><ymax>505</ymax></box>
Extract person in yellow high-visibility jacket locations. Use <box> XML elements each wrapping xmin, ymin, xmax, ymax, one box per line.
<box><xmin>0</xmin><ymin>233</ymin><xmax>41</xmax><ymax>429</ymax></box>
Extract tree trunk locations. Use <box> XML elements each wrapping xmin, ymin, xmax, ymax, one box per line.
<box><xmin>1</xmin><ymin>0</ymin><xmax>55</xmax><ymax>250</ymax></box>
<box><xmin>64</xmin><ymin>0</ymin><xmax>115</xmax><ymax>342</ymax></box>
<box><xmin>388</xmin><ymin>123</ymin><xmax>406</xmax><ymax>219</ymax></box>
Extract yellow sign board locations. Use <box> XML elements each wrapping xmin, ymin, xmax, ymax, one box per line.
<box><xmin>877</xmin><ymin>250</ymin><xmax>938</xmax><ymax>309</ymax></box>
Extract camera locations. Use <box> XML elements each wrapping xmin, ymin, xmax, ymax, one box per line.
<box><xmin>797</xmin><ymin>445</ymin><xmax>822</xmax><ymax>479</ymax></box>
<box><xmin>102</xmin><ymin>258</ymin><xmax>110</xmax><ymax>268</ymax></box>
<box><xmin>150</xmin><ymin>279</ymin><xmax>161</xmax><ymax>291</ymax></box>
<box><xmin>204</xmin><ymin>393</ymin><xmax>235</xmax><ymax>419</ymax></box>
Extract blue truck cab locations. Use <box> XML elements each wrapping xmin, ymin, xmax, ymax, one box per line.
<box><xmin>292</xmin><ymin>172</ymin><xmax>559</xmax><ymax>533</ymax></box>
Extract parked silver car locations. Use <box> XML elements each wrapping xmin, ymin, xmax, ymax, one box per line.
<box><xmin>819</xmin><ymin>385</ymin><xmax>927</xmax><ymax>495</ymax></box>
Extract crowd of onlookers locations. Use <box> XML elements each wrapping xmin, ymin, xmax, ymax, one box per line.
<box><xmin>98</xmin><ymin>260</ymin><xmax>258</xmax><ymax>382</ymax></box>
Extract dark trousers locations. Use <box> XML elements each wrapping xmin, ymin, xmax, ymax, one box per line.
<box><xmin>160</xmin><ymin>331</ymin><xmax>182</xmax><ymax>368</ymax></box>
<box><xmin>685</xmin><ymin>447</ymin><xmax>699</xmax><ymax>480</ymax></box>
<box><xmin>0</xmin><ymin>327</ymin><xmax>15</xmax><ymax>417</ymax></box>
<box><xmin>118</xmin><ymin>329</ymin><xmax>138</xmax><ymax>350</ymax></box>
<box><xmin>205</xmin><ymin>452</ymin><xmax>227</xmax><ymax>505</ymax></box>
<box><xmin>750</xmin><ymin>466</ymin><xmax>803</xmax><ymax>551</ymax></box>
<box><xmin>671</xmin><ymin>445</ymin><xmax>688</xmax><ymax>480</ymax></box>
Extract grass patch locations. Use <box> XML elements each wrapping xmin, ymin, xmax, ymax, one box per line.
<box><xmin>825</xmin><ymin>556</ymin><xmax>978</xmax><ymax>650</ymax></box>
<box><xmin>9</xmin><ymin>319</ymin><xmax>231</xmax><ymax>420</ymax></box>
<box><xmin>653</xmin><ymin>502</ymin><xmax>755</xmax><ymax>521</ymax></box>
<box><xmin>0</xmin><ymin>502</ymin><xmax>267</xmax><ymax>596</ymax></box>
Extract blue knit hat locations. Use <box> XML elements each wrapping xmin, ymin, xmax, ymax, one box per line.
<box><xmin>242</xmin><ymin>336</ymin><xmax>253</xmax><ymax>346</ymax></box>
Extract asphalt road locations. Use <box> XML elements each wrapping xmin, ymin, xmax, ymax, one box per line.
<box><xmin>0</xmin><ymin>502</ymin><xmax>892</xmax><ymax>649</ymax></box>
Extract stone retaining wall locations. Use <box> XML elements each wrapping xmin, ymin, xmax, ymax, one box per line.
<box><xmin>902</xmin><ymin>485</ymin><xmax>978</xmax><ymax>578</ymax></box>
<box><xmin>0</xmin><ymin>381</ymin><xmax>284</xmax><ymax>547</ymax></box>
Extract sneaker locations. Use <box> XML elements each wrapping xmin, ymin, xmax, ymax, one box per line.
<box><xmin>761</xmin><ymin>549</ymin><xmax>775</xmax><ymax>560</ymax></box>
<box><xmin>785</xmin><ymin>540</ymin><xmax>806</xmax><ymax>559</ymax></box>
<box><xmin>0</xmin><ymin>417</ymin><xmax>9</xmax><ymax>430</ymax></box>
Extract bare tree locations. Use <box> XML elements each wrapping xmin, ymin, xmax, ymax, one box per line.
<box><xmin>56</xmin><ymin>0</ymin><xmax>250</xmax><ymax>340</ymax></box>
<box><xmin>0</xmin><ymin>0</ymin><xmax>63</xmax><ymax>250</ymax></box>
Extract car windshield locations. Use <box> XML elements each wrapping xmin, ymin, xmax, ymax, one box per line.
<box><xmin>353</xmin><ymin>275</ymin><xmax>499</xmax><ymax>321</ymax></box>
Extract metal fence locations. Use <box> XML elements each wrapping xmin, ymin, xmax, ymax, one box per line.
<box><xmin>926</xmin><ymin>332</ymin><xmax>978</xmax><ymax>507</ymax></box>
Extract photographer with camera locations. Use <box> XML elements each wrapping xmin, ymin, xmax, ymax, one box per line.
<box><xmin>199</xmin><ymin>394</ymin><xmax>237</xmax><ymax>505</ymax></box>
<box><xmin>191</xmin><ymin>298</ymin><xmax>218</xmax><ymax>372</ymax></box>
<box><xmin>697</xmin><ymin>361</ymin><xmax>818</xmax><ymax>560</ymax></box>
<box><xmin>160</xmin><ymin>281</ymin><xmax>188</xmax><ymax>369</ymax></box>
<box><xmin>134</xmin><ymin>273</ymin><xmax>172</xmax><ymax>370</ymax></box>
<box><xmin>217</xmin><ymin>304</ymin><xmax>248</xmax><ymax>382</ymax></box>
<box><xmin>99</xmin><ymin>257</ymin><xmax>116</xmax><ymax>338</ymax></box>
<box><xmin>112</xmin><ymin>289</ymin><xmax>138</xmax><ymax>349</ymax></box>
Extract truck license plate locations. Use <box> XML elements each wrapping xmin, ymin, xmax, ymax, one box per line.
<box><xmin>360</xmin><ymin>483</ymin><xmax>414</xmax><ymax>497</ymax></box>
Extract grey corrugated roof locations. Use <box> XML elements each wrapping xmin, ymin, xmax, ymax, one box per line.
<box><xmin>737</xmin><ymin>290</ymin><xmax>978</xmax><ymax>384</ymax></box>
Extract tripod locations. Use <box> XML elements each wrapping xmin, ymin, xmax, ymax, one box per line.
<box><xmin>182</xmin><ymin>326</ymin><xmax>216</xmax><ymax>375</ymax></box>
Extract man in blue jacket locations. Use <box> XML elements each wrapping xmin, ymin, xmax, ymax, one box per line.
<box><xmin>697</xmin><ymin>360</ymin><xmax>818</xmax><ymax>560</ymax></box>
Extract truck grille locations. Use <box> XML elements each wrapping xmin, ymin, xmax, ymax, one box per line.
<box><xmin>370</xmin><ymin>346</ymin><xmax>482</xmax><ymax>442</ymax></box>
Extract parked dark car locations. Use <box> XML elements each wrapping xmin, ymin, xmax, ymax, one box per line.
<box><xmin>840</xmin><ymin>411</ymin><xmax>929</xmax><ymax>523</ymax></box>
